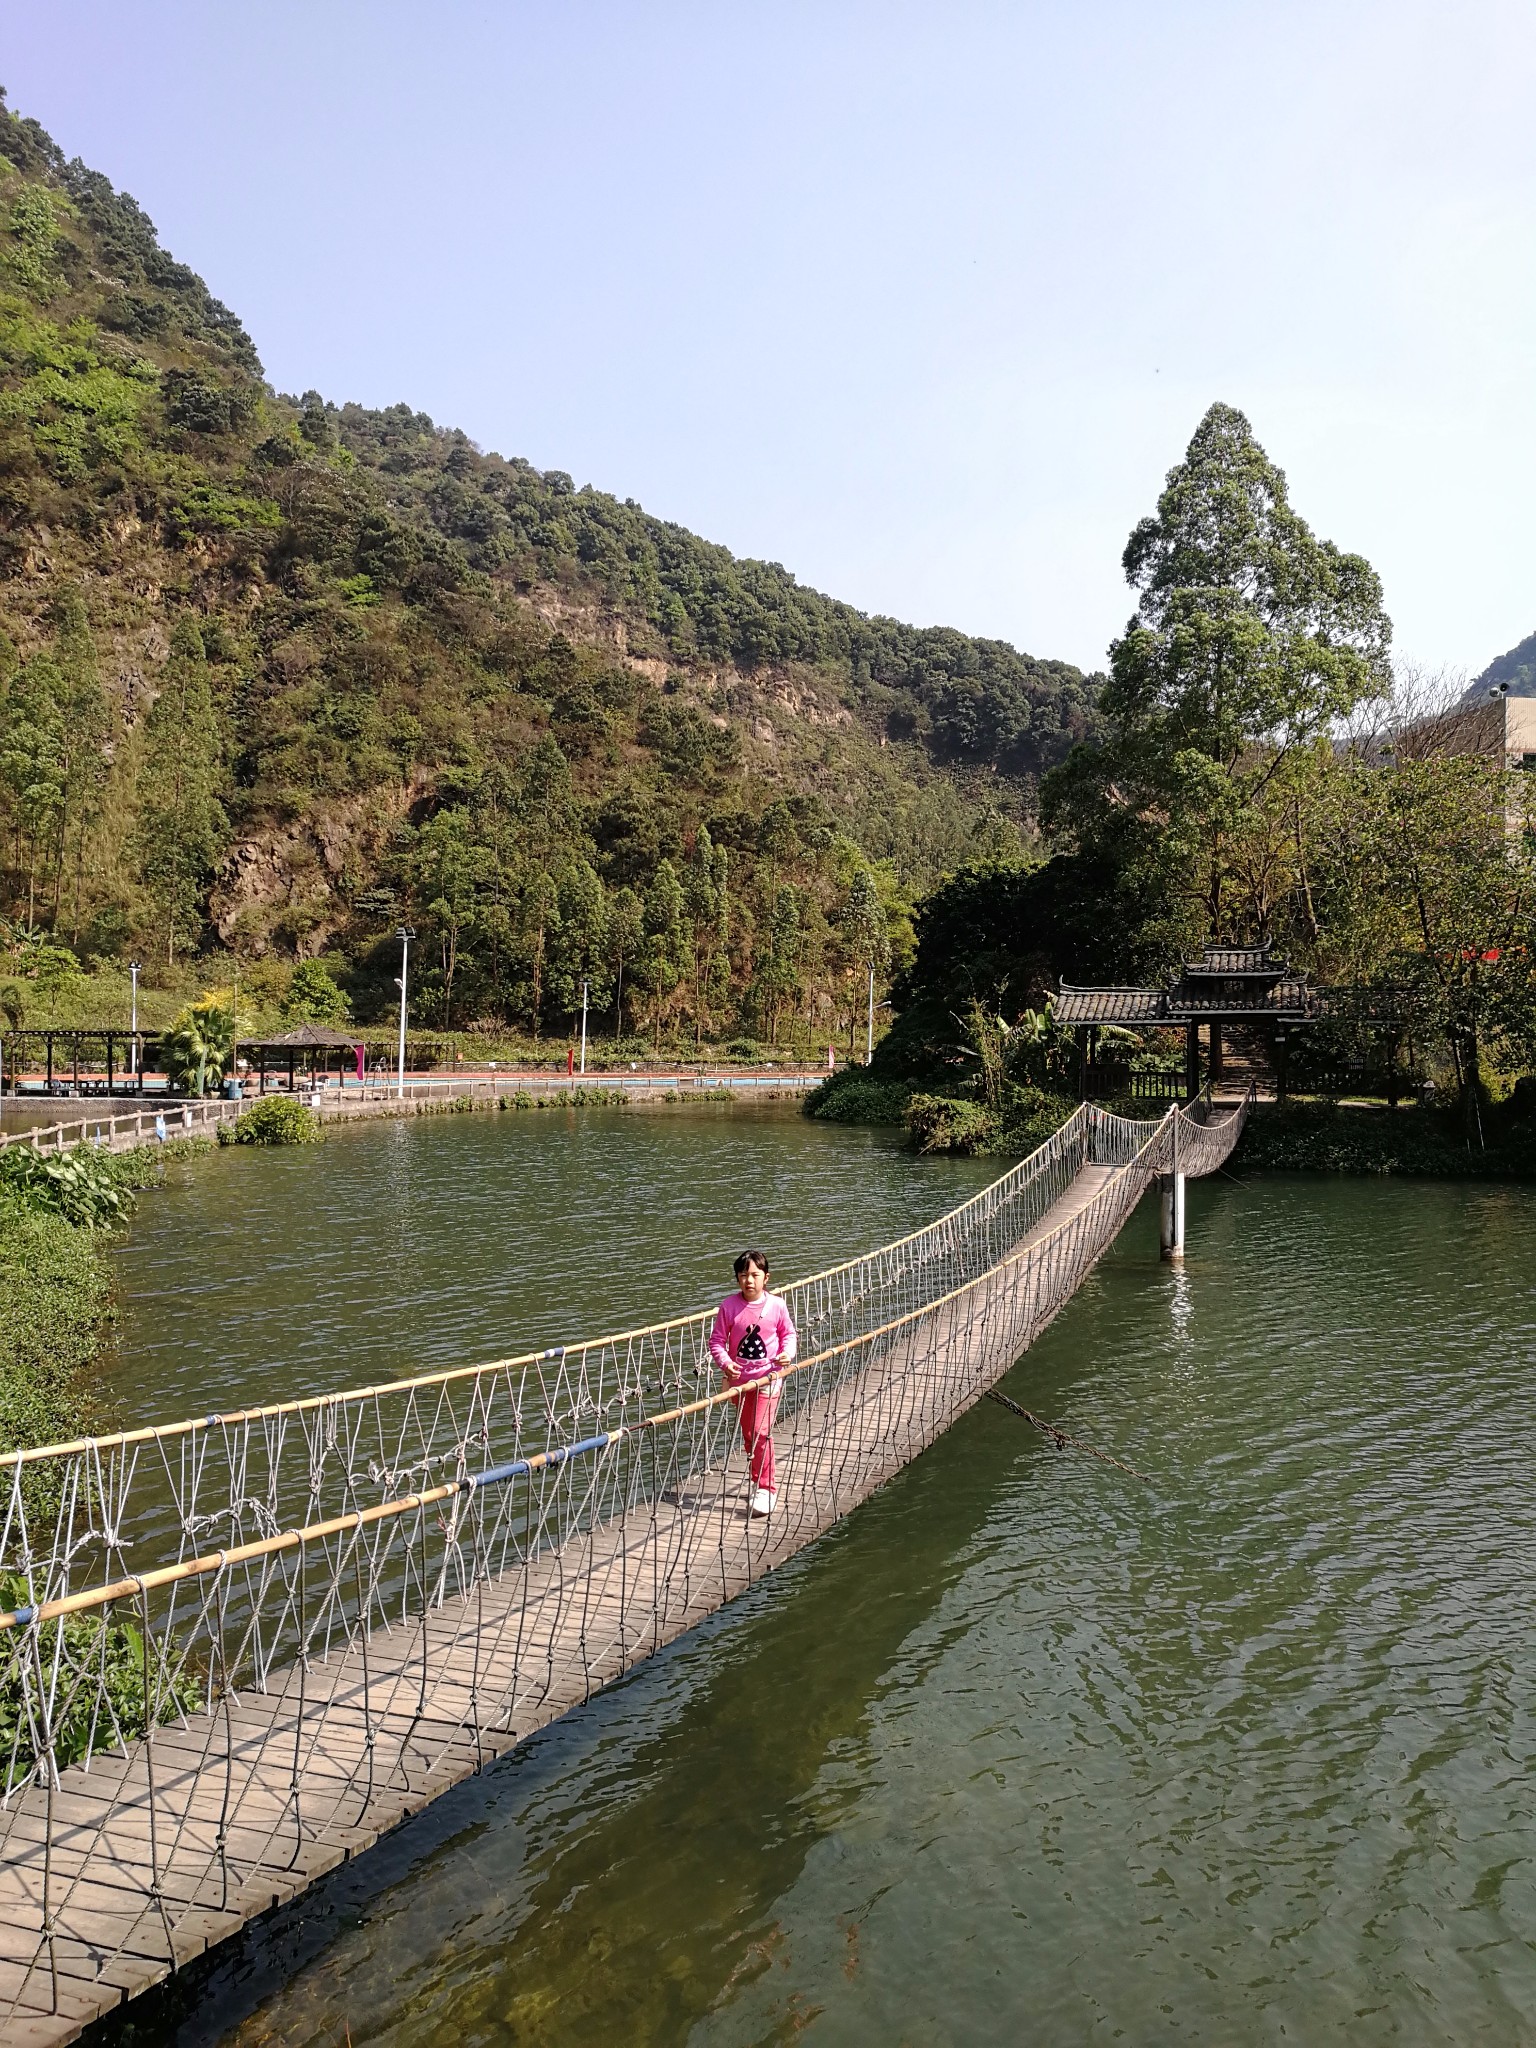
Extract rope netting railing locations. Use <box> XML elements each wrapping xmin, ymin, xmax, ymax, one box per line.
<box><xmin>0</xmin><ymin>1092</ymin><xmax>1249</xmax><ymax>2031</ymax></box>
<box><xmin>0</xmin><ymin>1103</ymin><xmax>1099</xmax><ymax>1609</ymax></box>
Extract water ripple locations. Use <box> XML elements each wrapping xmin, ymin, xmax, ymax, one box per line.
<box><xmin>115</xmin><ymin>1160</ymin><xmax>1536</xmax><ymax>2047</ymax></box>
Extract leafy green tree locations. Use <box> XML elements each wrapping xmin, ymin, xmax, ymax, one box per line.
<box><xmin>1307</xmin><ymin>751</ymin><xmax>1536</xmax><ymax>1122</ymax></box>
<box><xmin>607</xmin><ymin>885</ymin><xmax>643</xmax><ymax>1034</ymax></box>
<box><xmin>636</xmin><ymin>859</ymin><xmax>684</xmax><ymax>1047</ymax></box>
<box><xmin>1108</xmin><ymin>402</ymin><xmax>1391</xmax><ymax>764</ymax></box>
<box><xmin>49</xmin><ymin>589</ymin><xmax>108</xmax><ymax>940</ymax></box>
<box><xmin>0</xmin><ymin>652</ymin><xmax>64</xmax><ymax>928</ymax></box>
<box><xmin>18</xmin><ymin>938</ymin><xmax>85</xmax><ymax>1022</ymax></box>
<box><xmin>517</xmin><ymin>868</ymin><xmax>559</xmax><ymax>1035</ymax></box>
<box><xmin>683</xmin><ymin>826</ymin><xmax>726</xmax><ymax>1045</ymax></box>
<box><xmin>756</xmin><ymin>885</ymin><xmax>805</xmax><ymax>1049</ymax></box>
<box><xmin>281</xmin><ymin>959</ymin><xmax>352</xmax><ymax>1025</ymax></box>
<box><xmin>518</xmin><ymin>734</ymin><xmax>577</xmax><ymax>856</ymax></box>
<box><xmin>133</xmin><ymin>620</ymin><xmax>226</xmax><ymax>966</ymax></box>
<box><xmin>836</xmin><ymin>866</ymin><xmax>891</xmax><ymax>1058</ymax></box>
<box><xmin>406</xmin><ymin>807</ymin><xmax>486</xmax><ymax>1027</ymax></box>
<box><xmin>757</xmin><ymin>801</ymin><xmax>798</xmax><ymax>901</ymax></box>
<box><xmin>1048</xmin><ymin>403</ymin><xmax>1394</xmax><ymax>951</ymax></box>
<box><xmin>6</xmin><ymin>183</ymin><xmax>62</xmax><ymax>292</ymax></box>
<box><xmin>548</xmin><ymin>858</ymin><xmax>607</xmax><ymax>1022</ymax></box>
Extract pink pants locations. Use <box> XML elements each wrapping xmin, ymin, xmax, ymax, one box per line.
<box><xmin>734</xmin><ymin>1380</ymin><xmax>781</xmax><ymax>1491</ymax></box>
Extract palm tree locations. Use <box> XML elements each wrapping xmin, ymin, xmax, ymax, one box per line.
<box><xmin>162</xmin><ymin>991</ymin><xmax>241</xmax><ymax>1097</ymax></box>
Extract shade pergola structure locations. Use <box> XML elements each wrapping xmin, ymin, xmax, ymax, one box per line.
<box><xmin>1057</xmin><ymin>944</ymin><xmax>1319</xmax><ymax>1099</ymax></box>
<box><xmin>240</xmin><ymin>1023</ymin><xmax>367</xmax><ymax>1096</ymax></box>
<box><xmin>0</xmin><ymin>1026</ymin><xmax>157</xmax><ymax>1096</ymax></box>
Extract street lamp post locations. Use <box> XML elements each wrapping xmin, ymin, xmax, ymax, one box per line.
<box><xmin>129</xmin><ymin>960</ymin><xmax>141</xmax><ymax>1087</ymax></box>
<box><xmin>395</xmin><ymin>927</ymin><xmax>414</xmax><ymax>1099</ymax></box>
<box><xmin>579</xmin><ymin>978</ymin><xmax>589</xmax><ymax>1076</ymax></box>
<box><xmin>866</xmin><ymin>965</ymin><xmax>876</xmax><ymax>1065</ymax></box>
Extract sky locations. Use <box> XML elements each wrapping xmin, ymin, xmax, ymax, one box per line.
<box><xmin>3</xmin><ymin>0</ymin><xmax>1533</xmax><ymax>679</ymax></box>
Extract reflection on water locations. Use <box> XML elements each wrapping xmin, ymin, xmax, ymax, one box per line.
<box><xmin>106</xmin><ymin>1144</ymin><xmax>1536</xmax><ymax>2045</ymax></box>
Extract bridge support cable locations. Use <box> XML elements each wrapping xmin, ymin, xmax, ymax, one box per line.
<box><xmin>983</xmin><ymin>1388</ymin><xmax>1151</xmax><ymax>1483</ymax></box>
<box><xmin>0</xmin><ymin>1090</ymin><xmax>1250</xmax><ymax>2039</ymax></box>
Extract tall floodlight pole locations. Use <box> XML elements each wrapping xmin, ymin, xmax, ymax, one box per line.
<box><xmin>395</xmin><ymin>927</ymin><xmax>414</xmax><ymax>1098</ymax></box>
<box><xmin>129</xmin><ymin>960</ymin><xmax>141</xmax><ymax>1081</ymax></box>
<box><xmin>866</xmin><ymin>964</ymin><xmax>876</xmax><ymax>1064</ymax></box>
<box><xmin>579</xmin><ymin>978</ymin><xmax>589</xmax><ymax>1075</ymax></box>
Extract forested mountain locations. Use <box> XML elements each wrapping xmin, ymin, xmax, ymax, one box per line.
<box><xmin>0</xmin><ymin>90</ymin><xmax>1099</xmax><ymax>1042</ymax></box>
<box><xmin>1463</xmin><ymin>629</ymin><xmax>1536</xmax><ymax>701</ymax></box>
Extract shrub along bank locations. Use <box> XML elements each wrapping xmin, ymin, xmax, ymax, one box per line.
<box><xmin>803</xmin><ymin>1073</ymin><xmax>913</xmax><ymax>1126</ymax></box>
<box><xmin>1232</xmin><ymin>1100</ymin><xmax>1536</xmax><ymax>1179</ymax></box>
<box><xmin>219</xmin><ymin>1096</ymin><xmax>322</xmax><ymax>1145</ymax></box>
<box><xmin>0</xmin><ymin>1196</ymin><xmax>106</xmax><ymax>1455</ymax></box>
<box><xmin>0</xmin><ymin>1139</ymin><xmax>213</xmax><ymax>1780</ymax></box>
<box><xmin>0</xmin><ymin>1138</ymin><xmax>208</xmax><ymax>1458</ymax></box>
<box><xmin>805</xmin><ymin>1067</ymin><xmax>1079</xmax><ymax>1156</ymax></box>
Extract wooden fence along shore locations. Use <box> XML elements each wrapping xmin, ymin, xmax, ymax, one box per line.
<box><xmin>0</xmin><ymin>1093</ymin><xmax>1249</xmax><ymax>2042</ymax></box>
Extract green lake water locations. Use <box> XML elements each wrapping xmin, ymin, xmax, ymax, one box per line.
<box><xmin>102</xmin><ymin>1112</ymin><xmax>1536</xmax><ymax>2045</ymax></box>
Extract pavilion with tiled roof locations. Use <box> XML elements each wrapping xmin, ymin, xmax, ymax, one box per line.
<box><xmin>1057</xmin><ymin>943</ymin><xmax>1320</xmax><ymax>1097</ymax></box>
<box><xmin>239</xmin><ymin>1022</ymin><xmax>367</xmax><ymax>1095</ymax></box>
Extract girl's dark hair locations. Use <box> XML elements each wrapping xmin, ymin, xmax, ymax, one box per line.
<box><xmin>733</xmin><ymin>1249</ymin><xmax>770</xmax><ymax>1279</ymax></box>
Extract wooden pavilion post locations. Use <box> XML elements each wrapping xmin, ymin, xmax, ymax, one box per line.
<box><xmin>45</xmin><ymin>1034</ymin><xmax>53</xmax><ymax>1092</ymax></box>
<box><xmin>106</xmin><ymin>1033</ymin><xmax>114</xmax><ymax>1097</ymax></box>
<box><xmin>1184</xmin><ymin>1020</ymin><xmax>1200</xmax><ymax>1100</ymax></box>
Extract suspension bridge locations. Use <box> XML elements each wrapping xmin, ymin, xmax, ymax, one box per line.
<box><xmin>0</xmin><ymin>1093</ymin><xmax>1249</xmax><ymax>2042</ymax></box>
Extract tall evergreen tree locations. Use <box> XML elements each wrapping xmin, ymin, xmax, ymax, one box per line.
<box><xmin>0</xmin><ymin>650</ymin><xmax>65</xmax><ymax>930</ymax></box>
<box><xmin>133</xmin><ymin>619</ymin><xmax>227</xmax><ymax>965</ymax></box>
<box><xmin>684</xmin><ymin>826</ymin><xmax>722</xmax><ymax>1045</ymax></box>
<box><xmin>50</xmin><ymin>589</ymin><xmax>109</xmax><ymax>941</ymax></box>
<box><xmin>838</xmin><ymin>867</ymin><xmax>891</xmax><ymax>1058</ymax></box>
<box><xmin>1047</xmin><ymin>402</ymin><xmax>1394</xmax><ymax>950</ymax></box>
<box><xmin>637</xmin><ymin>859</ymin><xmax>684</xmax><ymax>1047</ymax></box>
<box><xmin>607</xmin><ymin>886</ymin><xmax>643</xmax><ymax>1035</ymax></box>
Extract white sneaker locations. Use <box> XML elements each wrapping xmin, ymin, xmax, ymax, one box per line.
<box><xmin>750</xmin><ymin>1487</ymin><xmax>776</xmax><ymax>1517</ymax></box>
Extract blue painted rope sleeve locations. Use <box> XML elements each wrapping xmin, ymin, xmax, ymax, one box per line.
<box><xmin>468</xmin><ymin>1430</ymin><xmax>613</xmax><ymax>1490</ymax></box>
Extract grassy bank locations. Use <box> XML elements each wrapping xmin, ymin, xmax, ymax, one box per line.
<box><xmin>0</xmin><ymin>1199</ymin><xmax>106</xmax><ymax>1453</ymax></box>
<box><xmin>0</xmin><ymin>1138</ymin><xmax>211</xmax><ymax>1458</ymax></box>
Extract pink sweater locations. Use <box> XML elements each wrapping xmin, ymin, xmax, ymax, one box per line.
<box><xmin>709</xmin><ymin>1291</ymin><xmax>797</xmax><ymax>1382</ymax></box>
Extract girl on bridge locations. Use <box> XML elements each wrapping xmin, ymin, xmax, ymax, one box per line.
<box><xmin>710</xmin><ymin>1250</ymin><xmax>797</xmax><ymax>1518</ymax></box>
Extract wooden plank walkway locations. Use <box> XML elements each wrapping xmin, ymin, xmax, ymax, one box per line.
<box><xmin>0</xmin><ymin>1164</ymin><xmax>1122</xmax><ymax>2043</ymax></box>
